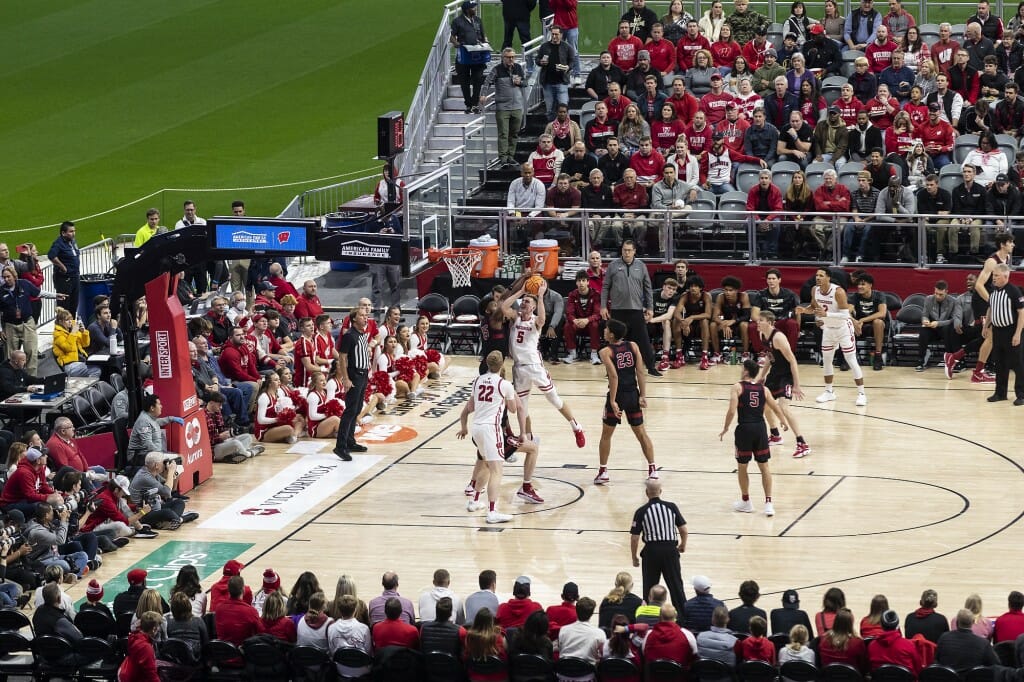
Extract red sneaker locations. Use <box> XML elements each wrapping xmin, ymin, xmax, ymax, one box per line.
<box><xmin>943</xmin><ymin>352</ymin><xmax>956</xmax><ymax>380</ymax></box>
<box><xmin>517</xmin><ymin>486</ymin><xmax>544</xmax><ymax>504</ymax></box>
<box><xmin>971</xmin><ymin>370</ymin><xmax>996</xmax><ymax>384</ymax></box>
<box><xmin>657</xmin><ymin>358</ymin><xmax>671</xmax><ymax>372</ymax></box>
<box><xmin>574</xmin><ymin>428</ymin><xmax>586</xmax><ymax>448</ymax></box>
<box><xmin>670</xmin><ymin>350</ymin><xmax>685</xmax><ymax>369</ymax></box>
<box><xmin>768</xmin><ymin>434</ymin><xmax>784</xmax><ymax>446</ymax></box>
<box><xmin>700</xmin><ymin>353</ymin><xmax>710</xmax><ymax>370</ymax></box>
<box><xmin>793</xmin><ymin>442</ymin><xmax>811</xmax><ymax>458</ymax></box>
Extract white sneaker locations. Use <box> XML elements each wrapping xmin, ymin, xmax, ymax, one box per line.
<box><xmin>360</xmin><ymin>415</ymin><xmax>374</xmax><ymax>424</ymax></box>
<box><xmin>467</xmin><ymin>500</ymin><xmax>485</xmax><ymax>512</ymax></box>
<box><xmin>486</xmin><ymin>510</ymin><xmax>513</xmax><ymax>524</ymax></box>
<box><xmin>764</xmin><ymin>502</ymin><xmax>775</xmax><ymax>517</ymax></box>
<box><xmin>647</xmin><ymin>469</ymin><xmax>659</xmax><ymax>480</ymax></box>
<box><xmin>591</xmin><ymin>350</ymin><xmax>601</xmax><ymax>365</ymax></box>
<box><xmin>815</xmin><ymin>390</ymin><xmax>836</xmax><ymax>403</ymax></box>
<box><xmin>504</xmin><ymin>452</ymin><xmax>518</xmax><ymax>463</ymax></box>
<box><xmin>593</xmin><ymin>471</ymin><xmax>610</xmax><ymax>485</ymax></box>
<box><xmin>855</xmin><ymin>392</ymin><xmax>868</xmax><ymax>406</ymax></box>
<box><xmin>733</xmin><ymin>499</ymin><xmax>754</xmax><ymax>513</ymax></box>
<box><xmin>840</xmin><ymin>256</ymin><xmax>849</xmax><ymax>264</ymax></box>
<box><xmin>561</xmin><ymin>354</ymin><xmax>577</xmax><ymax>364</ymax></box>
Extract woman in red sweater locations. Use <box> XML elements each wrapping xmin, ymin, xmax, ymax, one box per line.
<box><xmin>736</xmin><ymin>616</ymin><xmax>775</xmax><ymax>663</ymax></box>
<box><xmin>860</xmin><ymin>595</ymin><xmax>889</xmax><ymax>638</ymax></box>
<box><xmin>262</xmin><ymin>591</ymin><xmax>298</xmax><ymax>643</ymax></box>
<box><xmin>815</xmin><ymin>587</ymin><xmax>848</xmax><ymax>636</ymax></box>
<box><xmin>119</xmin><ymin>611</ymin><xmax>161</xmax><ymax>682</ymax></box>
<box><xmin>818</xmin><ymin>608</ymin><xmax>869</xmax><ymax>673</ymax></box>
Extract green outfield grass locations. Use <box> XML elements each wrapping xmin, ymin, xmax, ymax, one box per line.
<box><xmin>0</xmin><ymin>0</ymin><xmax>440</xmax><ymax>245</ymax></box>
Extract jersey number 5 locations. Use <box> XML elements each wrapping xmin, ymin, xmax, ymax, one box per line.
<box><xmin>478</xmin><ymin>384</ymin><xmax>495</xmax><ymax>402</ymax></box>
<box><xmin>516</xmin><ymin>330</ymin><xmax>525</xmax><ymax>343</ymax></box>
<box><xmin>748</xmin><ymin>391</ymin><xmax>760</xmax><ymax>408</ymax></box>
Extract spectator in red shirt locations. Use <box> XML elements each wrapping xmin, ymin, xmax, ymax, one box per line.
<box><xmin>119</xmin><ymin>611</ymin><xmax>161</xmax><ymax>682</ymax></box>
<box><xmin>646</xmin><ymin>23</ymin><xmax>677</xmax><ymax>73</ymax></box>
<box><xmin>603</xmin><ymin>82</ymin><xmax>633</xmax><ymax>126</ymax></box>
<box><xmin>642</xmin><ymin>604</ymin><xmax>697</xmax><ymax>668</ymax></box>
<box><xmin>867</xmin><ymin>610</ymin><xmax>922</xmax><ymax>676</ymax></box>
<box><xmin>676</xmin><ymin>19</ymin><xmax>712</xmax><ymax>71</ymax></box>
<box><xmin>0</xmin><ymin>448</ymin><xmax>61</xmax><ymax>515</ymax></box>
<box><xmin>210</xmin><ymin>560</ymin><xmax>254</xmax><ymax>613</ymax></box>
<box><xmin>993</xmin><ymin>591</ymin><xmax>1024</xmax><ymax>642</ymax></box>
<box><xmin>496</xmin><ymin>576</ymin><xmax>543</xmax><ymax>629</ymax></box>
<box><xmin>545</xmin><ymin>581</ymin><xmax>580</xmax><ymax>639</ymax></box>
<box><xmin>45</xmin><ymin>417</ymin><xmax>106</xmax><ymax>490</ymax></box>
<box><xmin>215</xmin><ymin>576</ymin><xmax>265</xmax><ymax>647</ymax></box>
<box><xmin>866</xmin><ymin>24</ymin><xmax>900</xmax><ymax>72</ymax></box>
<box><xmin>564</xmin><ymin>272</ymin><xmax>602</xmax><ymax>365</ymax></box>
<box><xmin>267</xmin><ymin>262</ymin><xmax>298</xmax><ymax>301</ymax></box>
<box><xmin>736</xmin><ymin>615</ymin><xmax>776</xmax><ymax>663</ymax></box>
<box><xmin>373</xmin><ymin>597</ymin><xmax>421</xmax><ymax>649</ymax></box>
<box><xmin>219</xmin><ymin>326</ymin><xmax>262</xmax><ymax>386</ymax></box>
<box><xmin>666</xmin><ymin>77</ymin><xmax>700</xmax><ymax>124</ymax></box>
<box><xmin>610</xmin><ymin>20</ymin><xmax>644</xmax><ymax>71</ymax></box>
<box><xmin>612</xmin><ymin>169</ymin><xmax>650</xmax><ymax>245</ymax></box>
<box><xmin>294</xmin><ymin>280</ymin><xmax>324</xmax><ymax>320</ymax></box>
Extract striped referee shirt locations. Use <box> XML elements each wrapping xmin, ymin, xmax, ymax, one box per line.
<box><xmin>340</xmin><ymin>325</ymin><xmax>370</xmax><ymax>375</ymax></box>
<box><xmin>630</xmin><ymin>497</ymin><xmax>686</xmax><ymax>544</ymax></box>
<box><xmin>988</xmin><ymin>283</ymin><xmax>1024</xmax><ymax>329</ymax></box>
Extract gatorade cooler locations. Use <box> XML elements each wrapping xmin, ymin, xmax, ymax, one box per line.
<box><xmin>528</xmin><ymin>239</ymin><xmax>560</xmax><ymax>278</ymax></box>
<box><xmin>468</xmin><ymin>236</ymin><xmax>500</xmax><ymax>278</ymax></box>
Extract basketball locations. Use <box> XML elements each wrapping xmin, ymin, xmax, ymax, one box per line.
<box><xmin>525</xmin><ymin>275</ymin><xmax>545</xmax><ymax>295</ymax></box>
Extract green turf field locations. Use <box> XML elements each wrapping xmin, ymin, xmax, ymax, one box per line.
<box><xmin>0</xmin><ymin>0</ymin><xmax>440</xmax><ymax>245</ymax></box>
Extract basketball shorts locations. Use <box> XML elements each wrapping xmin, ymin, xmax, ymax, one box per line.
<box><xmin>734</xmin><ymin>423</ymin><xmax>770</xmax><ymax>463</ymax></box>
<box><xmin>821</xmin><ymin>319</ymin><xmax>855</xmax><ymax>350</ymax></box>
<box><xmin>514</xmin><ymin>363</ymin><xmax>552</xmax><ymax>394</ymax></box>
<box><xmin>765</xmin><ymin>374</ymin><xmax>793</xmax><ymax>400</ymax></box>
<box><xmin>471</xmin><ymin>423</ymin><xmax>505</xmax><ymax>462</ymax></box>
<box><xmin>603</xmin><ymin>389</ymin><xmax>644</xmax><ymax>426</ymax></box>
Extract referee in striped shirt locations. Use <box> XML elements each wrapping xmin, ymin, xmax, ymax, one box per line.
<box><xmin>630</xmin><ymin>479</ymin><xmax>688</xmax><ymax>611</ymax></box>
<box><xmin>333</xmin><ymin>306</ymin><xmax>372</xmax><ymax>460</ymax></box>
<box><xmin>984</xmin><ymin>263</ymin><xmax>1024</xmax><ymax>405</ymax></box>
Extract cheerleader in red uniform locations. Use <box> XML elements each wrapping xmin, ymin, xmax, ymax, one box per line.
<box><xmin>378</xmin><ymin>334</ymin><xmax>420</xmax><ymax>399</ymax></box>
<box><xmin>409</xmin><ymin>315</ymin><xmax>449</xmax><ymax>378</ymax></box>
<box><xmin>378</xmin><ymin>306</ymin><xmax>402</xmax><ymax>345</ymax></box>
<box><xmin>305</xmin><ymin>371</ymin><xmax>341</xmax><ymax>438</ymax></box>
<box><xmin>252</xmin><ymin>372</ymin><xmax>303</xmax><ymax>443</ymax></box>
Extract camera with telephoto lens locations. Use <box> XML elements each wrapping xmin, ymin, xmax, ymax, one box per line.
<box><xmin>53</xmin><ymin>504</ymin><xmax>67</xmax><ymax>515</ymax></box>
<box><xmin>144</xmin><ymin>488</ymin><xmax>163</xmax><ymax>511</ymax></box>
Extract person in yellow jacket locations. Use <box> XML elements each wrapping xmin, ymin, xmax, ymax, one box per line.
<box><xmin>52</xmin><ymin>307</ymin><xmax>100</xmax><ymax>378</ymax></box>
<box><xmin>133</xmin><ymin>208</ymin><xmax>166</xmax><ymax>247</ymax></box>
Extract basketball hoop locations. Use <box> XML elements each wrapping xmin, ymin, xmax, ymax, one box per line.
<box><xmin>429</xmin><ymin>248</ymin><xmax>482</xmax><ymax>288</ymax></box>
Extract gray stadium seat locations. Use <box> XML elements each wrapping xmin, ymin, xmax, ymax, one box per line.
<box><xmin>918</xmin><ymin>23</ymin><xmax>940</xmax><ymax>46</ymax></box>
<box><xmin>771</xmin><ymin>160</ymin><xmax>801</xmax><ymax>188</ymax></box>
<box><xmin>736</xmin><ymin>164</ymin><xmax>762</xmax><ymax>193</ymax></box>
<box><xmin>954</xmin><ymin>134</ymin><xmax>979</xmax><ymax>163</ymax></box>
<box><xmin>717</xmin><ymin>191</ymin><xmax>750</xmax><ymax>231</ymax></box>
<box><xmin>938</xmin><ymin>163</ymin><xmax>963</xmax><ymax>194</ymax></box>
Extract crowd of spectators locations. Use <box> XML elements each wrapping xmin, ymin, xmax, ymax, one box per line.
<box><xmin>492</xmin><ymin>0</ymin><xmax>1024</xmax><ymax>262</ymax></box>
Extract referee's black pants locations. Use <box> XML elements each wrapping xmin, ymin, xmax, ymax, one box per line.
<box><xmin>641</xmin><ymin>541</ymin><xmax>687</xmax><ymax>611</ymax></box>
<box><xmin>990</xmin><ymin>326</ymin><xmax>1024</xmax><ymax>399</ymax></box>
<box><xmin>611</xmin><ymin>308</ymin><xmax>655</xmax><ymax>371</ymax></box>
<box><xmin>335</xmin><ymin>371</ymin><xmax>369</xmax><ymax>451</ymax></box>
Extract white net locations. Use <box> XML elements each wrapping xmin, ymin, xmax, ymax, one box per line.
<box><xmin>443</xmin><ymin>250</ymin><xmax>482</xmax><ymax>288</ymax></box>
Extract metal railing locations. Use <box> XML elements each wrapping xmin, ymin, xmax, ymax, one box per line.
<box><xmin>443</xmin><ymin>204</ymin><xmax>1007</xmax><ymax>270</ymax></box>
<box><xmin>296</xmin><ymin>175</ymin><xmax>381</xmax><ymax>219</ymax></box>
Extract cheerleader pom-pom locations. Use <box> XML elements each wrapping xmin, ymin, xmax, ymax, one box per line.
<box><xmin>369</xmin><ymin>370</ymin><xmax>394</xmax><ymax>397</ymax></box>
<box><xmin>426</xmin><ymin>349</ymin><xmax>441</xmax><ymax>364</ymax></box>
<box><xmin>395</xmin><ymin>356</ymin><xmax>416</xmax><ymax>384</ymax></box>
<box><xmin>288</xmin><ymin>391</ymin><xmax>308</xmax><ymax>417</ymax></box>
<box><xmin>322</xmin><ymin>399</ymin><xmax>345</xmax><ymax>418</ymax></box>
<box><xmin>275</xmin><ymin>407</ymin><xmax>297</xmax><ymax>426</ymax></box>
<box><xmin>414</xmin><ymin>355</ymin><xmax>429</xmax><ymax>378</ymax></box>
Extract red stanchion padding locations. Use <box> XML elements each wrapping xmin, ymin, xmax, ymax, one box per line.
<box><xmin>145</xmin><ymin>273</ymin><xmax>213</xmax><ymax>493</ymax></box>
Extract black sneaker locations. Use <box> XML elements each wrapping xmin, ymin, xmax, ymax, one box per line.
<box><xmin>348</xmin><ymin>443</ymin><xmax>368</xmax><ymax>453</ymax></box>
<box><xmin>15</xmin><ymin>594</ymin><xmax>30</xmax><ymax>609</ymax></box>
<box><xmin>134</xmin><ymin>529</ymin><xmax>159</xmax><ymax>539</ymax></box>
<box><xmin>872</xmin><ymin>354</ymin><xmax>884</xmax><ymax>371</ymax></box>
<box><xmin>333</xmin><ymin>448</ymin><xmax>352</xmax><ymax>461</ymax></box>
<box><xmin>647</xmin><ymin>368</ymin><xmax>663</xmax><ymax>377</ymax></box>
<box><xmin>113</xmin><ymin>537</ymin><xmax>130</xmax><ymax>548</ymax></box>
<box><xmin>180</xmin><ymin>512</ymin><xmax>200</xmax><ymax>524</ymax></box>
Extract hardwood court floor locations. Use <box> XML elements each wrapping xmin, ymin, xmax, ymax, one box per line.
<box><xmin>79</xmin><ymin>356</ymin><xmax>1024</xmax><ymax>622</ymax></box>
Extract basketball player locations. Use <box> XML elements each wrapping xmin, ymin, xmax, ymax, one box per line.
<box><xmin>719</xmin><ymin>359</ymin><xmax>790</xmax><ymax>517</ymax></box>
<box><xmin>756</xmin><ymin>311</ymin><xmax>811</xmax><ymax>458</ymax></box>
<box><xmin>958</xmin><ymin>233</ymin><xmax>1016</xmax><ymax>383</ymax></box>
<box><xmin>458</xmin><ymin>351</ymin><xmax>540</xmax><ymax>523</ymax></box>
<box><xmin>501</xmin><ymin>280</ymin><xmax>586</xmax><ymax>447</ymax></box>
<box><xmin>672</xmin><ymin>275</ymin><xmax>713</xmax><ymax>369</ymax></box>
<box><xmin>711</xmin><ymin>276</ymin><xmax>753</xmax><ymax>362</ymax></box>
<box><xmin>594</xmin><ymin>319</ymin><xmax>657</xmax><ymax>485</ymax></box>
<box><xmin>796</xmin><ymin>268</ymin><xmax>867</xmax><ymax>406</ymax></box>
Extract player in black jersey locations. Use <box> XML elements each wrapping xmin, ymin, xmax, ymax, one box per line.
<box><xmin>672</xmin><ymin>275</ymin><xmax>714</xmax><ymax>369</ymax></box>
<box><xmin>719</xmin><ymin>359</ymin><xmax>789</xmax><ymax>517</ymax></box>
<box><xmin>757</xmin><ymin>311</ymin><xmax>811</xmax><ymax>459</ymax></box>
<box><xmin>650</xmin><ymin>278</ymin><xmax>681</xmax><ymax>372</ymax></box>
<box><xmin>711</xmin><ymin>276</ymin><xmax>753</xmax><ymax>363</ymax></box>
<box><xmin>479</xmin><ymin>285</ymin><xmax>511</xmax><ymax>375</ymax></box>
<box><xmin>594</xmin><ymin>319</ymin><xmax>656</xmax><ymax>485</ymax></box>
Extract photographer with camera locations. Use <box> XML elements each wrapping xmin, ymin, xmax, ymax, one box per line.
<box><xmin>128</xmin><ymin>453</ymin><xmax>199</xmax><ymax>531</ymax></box>
<box><xmin>1</xmin><ymin>510</ymin><xmax>41</xmax><ymax>594</ymax></box>
<box><xmin>53</xmin><ymin>470</ymin><xmax>118</xmax><ymax>557</ymax></box>
<box><xmin>23</xmin><ymin>503</ymin><xmax>91</xmax><ymax>581</ymax></box>
<box><xmin>0</xmin><ymin>523</ymin><xmax>30</xmax><ymax>608</ymax></box>
<box><xmin>127</xmin><ymin>394</ymin><xmax>185</xmax><ymax>470</ymax></box>
<box><xmin>80</xmin><ymin>475</ymin><xmax>158</xmax><ymax>541</ymax></box>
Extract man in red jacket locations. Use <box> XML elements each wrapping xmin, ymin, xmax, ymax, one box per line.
<box><xmin>267</xmin><ymin>262</ymin><xmax>298</xmax><ymax>301</ymax></box>
<box><xmin>496</xmin><ymin>576</ymin><xmax>543</xmax><ymax>628</ymax></box>
<box><xmin>609</xmin><ymin>20</ymin><xmax>644</xmax><ymax>71</ymax></box>
<box><xmin>667</xmin><ymin>77</ymin><xmax>700</xmax><ymax>124</ymax></box>
<box><xmin>45</xmin><ymin>417</ymin><xmax>106</xmax><ymax>490</ymax></box>
<box><xmin>919</xmin><ymin>102</ymin><xmax>956</xmax><ymax>166</ymax></box>
<box><xmin>809</xmin><ymin>169</ymin><xmax>852</xmax><ymax>254</ymax></box>
<box><xmin>214</xmin><ymin>576</ymin><xmax>264</xmax><ymax>646</ymax></box>
<box><xmin>294</xmin><ymin>280</ymin><xmax>324</xmax><ymax>320</ymax></box>
<box><xmin>219</xmin><ymin>326</ymin><xmax>262</xmax><ymax>387</ymax></box>
<box><xmin>373</xmin><ymin>598</ymin><xmax>421</xmax><ymax>648</ymax></box>
<box><xmin>746</xmin><ymin>169</ymin><xmax>784</xmax><ymax>259</ymax></box>
<box><xmin>209</xmin><ymin>559</ymin><xmax>254</xmax><ymax>612</ymax></box>
<box><xmin>545</xmin><ymin>582</ymin><xmax>580</xmax><ymax>640</ymax></box>
<box><xmin>868</xmin><ymin>610</ymin><xmax>923</xmax><ymax>675</ymax></box>
<box><xmin>0</xmin><ymin>448</ymin><xmax>61</xmax><ymax>516</ymax></box>
<box><xmin>676</xmin><ymin>19</ymin><xmax>711</xmax><ymax>71</ymax></box>
<box><xmin>642</xmin><ymin>604</ymin><xmax>698</xmax><ymax>667</ymax></box>
<box><xmin>612</xmin><ymin>169</ymin><xmax>650</xmax><ymax>246</ymax></box>
<box><xmin>993</xmin><ymin>591</ymin><xmax>1024</xmax><ymax>642</ymax></box>
<box><xmin>120</xmin><ymin>611</ymin><xmax>161</xmax><ymax>681</ymax></box>
<box><xmin>563</xmin><ymin>271</ymin><xmax>602</xmax><ymax>365</ymax></box>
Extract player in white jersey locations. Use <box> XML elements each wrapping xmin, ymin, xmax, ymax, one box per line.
<box><xmin>796</xmin><ymin>268</ymin><xmax>867</xmax><ymax>406</ymax></box>
<box><xmin>501</xmin><ymin>279</ymin><xmax>586</xmax><ymax>448</ymax></box>
<box><xmin>458</xmin><ymin>351</ymin><xmax>540</xmax><ymax>523</ymax></box>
